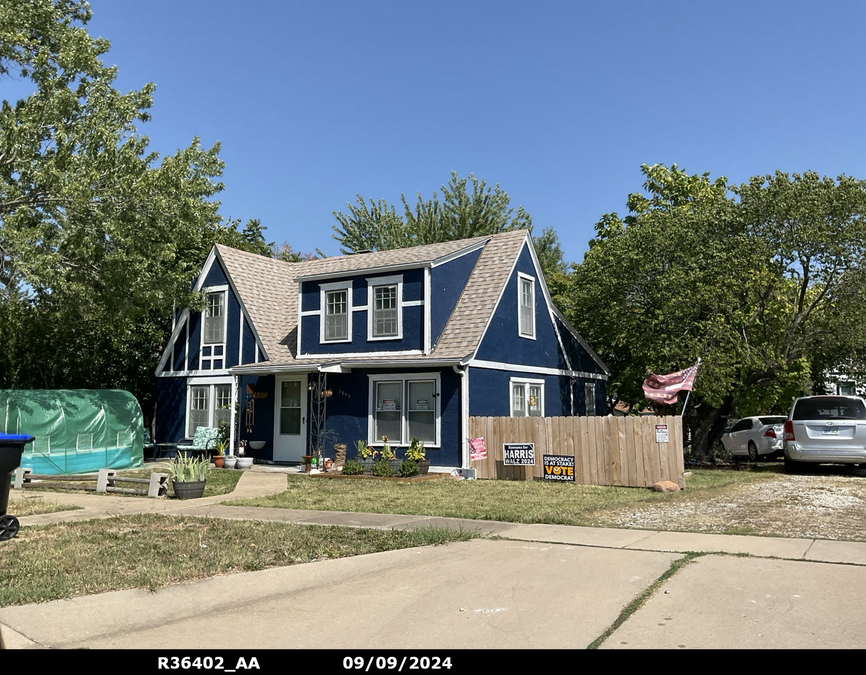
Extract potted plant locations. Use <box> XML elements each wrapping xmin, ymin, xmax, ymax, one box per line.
<box><xmin>168</xmin><ymin>454</ymin><xmax>209</xmax><ymax>499</ymax></box>
<box><xmin>404</xmin><ymin>437</ymin><xmax>429</xmax><ymax>475</ymax></box>
<box><xmin>224</xmin><ymin>453</ymin><xmax>238</xmax><ymax>469</ymax></box>
<box><xmin>236</xmin><ymin>441</ymin><xmax>253</xmax><ymax>469</ymax></box>
<box><xmin>212</xmin><ymin>440</ymin><xmax>227</xmax><ymax>468</ymax></box>
<box><xmin>379</xmin><ymin>436</ymin><xmax>400</xmax><ymax>475</ymax></box>
<box><xmin>355</xmin><ymin>439</ymin><xmax>373</xmax><ymax>472</ymax></box>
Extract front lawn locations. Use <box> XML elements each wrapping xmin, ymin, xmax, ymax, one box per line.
<box><xmin>0</xmin><ymin>514</ymin><xmax>476</xmax><ymax>607</ymax></box>
<box><xmin>226</xmin><ymin>468</ymin><xmax>774</xmax><ymax>526</ymax></box>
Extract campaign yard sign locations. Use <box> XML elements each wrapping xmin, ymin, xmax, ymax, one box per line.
<box><xmin>543</xmin><ymin>455</ymin><xmax>575</xmax><ymax>481</ymax></box>
<box><xmin>503</xmin><ymin>443</ymin><xmax>534</xmax><ymax>465</ymax></box>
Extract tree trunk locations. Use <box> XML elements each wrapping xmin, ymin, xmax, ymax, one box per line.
<box><xmin>686</xmin><ymin>396</ymin><xmax>734</xmax><ymax>462</ymax></box>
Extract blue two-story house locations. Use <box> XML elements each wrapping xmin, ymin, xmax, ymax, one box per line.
<box><xmin>154</xmin><ymin>230</ymin><xmax>609</xmax><ymax>468</ymax></box>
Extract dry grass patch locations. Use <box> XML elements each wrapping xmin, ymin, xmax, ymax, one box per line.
<box><xmin>0</xmin><ymin>513</ymin><xmax>475</xmax><ymax>607</ymax></box>
<box><xmin>5</xmin><ymin>494</ymin><xmax>80</xmax><ymax>516</ymax></box>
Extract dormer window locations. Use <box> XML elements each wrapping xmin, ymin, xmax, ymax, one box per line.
<box><xmin>320</xmin><ymin>281</ymin><xmax>352</xmax><ymax>343</ymax></box>
<box><xmin>518</xmin><ymin>273</ymin><xmax>535</xmax><ymax>339</ymax></box>
<box><xmin>367</xmin><ymin>275</ymin><xmax>403</xmax><ymax>341</ymax></box>
<box><xmin>201</xmin><ymin>287</ymin><xmax>227</xmax><ymax>370</ymax></box>
<box><xmin>204</xmin><ymin>291</ymin><xmax>225</xmax><ymax>344</ymax></box>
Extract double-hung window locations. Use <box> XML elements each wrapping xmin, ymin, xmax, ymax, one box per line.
<box><xmin>320</xmin><ymin>281</ymin><xmax>352</xmax><ymax>343</ymax></box>
<box><xmin>518</xmin><ymin>273</ymin><xmax>535</xmax><ymax>339</ymax></box>
<box><xmin>367</xmin><ymin>275</ymin><xmax>403</xmax><ymax>340</ymax></box>
<box><xmin>201</xmin><ymin>288</ymin><xmax>227</xmax><ymax>370</ymax></box>
<box><xmin>187</xmin><ymin>381</ymin><xmax>232</xmax><ymax>437</ymax></box>
<box><xmin>511</xmin><ymin>378</ymin><xmax>544</xmax><ymax>417</ymax></box>
<box><xmin>370</xmin><ymin>374</ymin><xmax>439</xmax><ymax>446</ymax></box>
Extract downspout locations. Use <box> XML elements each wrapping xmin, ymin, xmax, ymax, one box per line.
<box><xmin>453</xmin><ymin>363</ymin><xmax>469</xmax><ymax>469</ymax></box>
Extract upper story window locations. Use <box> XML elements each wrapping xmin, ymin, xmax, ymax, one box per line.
<box><xmin>320</xmin><ymin>281</ymin><xmax>352</xmax><ymax>343</ymax></box>
<box><xmin>204</xmin><ymin>291</ymin><xmax>225</xmax><ymax>344</ymax></box>
<box><xmin>511</xmin><ymin>378</ymin><xmax>544</xmax><ymax>417</ymax></box>
<box><xmin>518</xmin><ymin>273</ymin><xmax>535</xmax><ymax>339</ymax></box>
<box><xmin>367</xmin><ymin>275</ymin><xmax>403</xmax><ymax>341</ymax></box>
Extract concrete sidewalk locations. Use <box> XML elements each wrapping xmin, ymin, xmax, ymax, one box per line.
<box><xmin>4</xmin><ymin>465</ymin><xmax>866</xmax><ymax>649</ymax></box>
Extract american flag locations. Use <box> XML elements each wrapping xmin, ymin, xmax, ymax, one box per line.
<box><xmin>642</xmin><ymin>362</ymin><xmax>700</xmax><ymax>405</ymax></box>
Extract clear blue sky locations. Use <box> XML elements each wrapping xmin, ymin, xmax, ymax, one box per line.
<box><xmin>70</xmin><ymin>0</ymin><xmax>866</xmax><ymax>264</ymax></box>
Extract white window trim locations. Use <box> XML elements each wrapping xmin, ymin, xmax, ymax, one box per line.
<box><xmin>201</xmin><ymin>286</ymin><xmax>228</xmax><ymax>370</ymax></box>
<box><xmin>510</xmin><ymin>377</ymin><xmax>545</xmax><ymax>418</ymax></box>
<box><xmin>367</xmin><ymin>274</ymin><xmax>404</xmax><ymax>341</ymax></box>
<box><xmin>319</xmin><ymin>281</ymin><xmax>353</xmax><ymax>344</ymax></box>
<box><xmin>517</xmin><ymin>272</ymin><xmax>536</xmax><ymax>340</ymax></box>
<box><xmin>185</xmin><ymin>376</ymin><xmax>233</xmax><ymax>438</ymax></box>
<box><xmin>368</xmin><ymin>372</ymin><xmax>441</xmax><ymax>447</ymax></box>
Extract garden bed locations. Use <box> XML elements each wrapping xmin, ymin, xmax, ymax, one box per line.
<box><xmin>312</xmin><ymin>472</ymin><xmax>448</xmax><ymax>484</ymax></box>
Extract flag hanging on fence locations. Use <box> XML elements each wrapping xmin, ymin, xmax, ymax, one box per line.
<box><xmin>642</xmin><ymin>362</ymin><xmax>700</xmax><ymax>405</ymax></box>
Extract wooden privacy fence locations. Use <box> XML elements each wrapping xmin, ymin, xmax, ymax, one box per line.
<box><xmin>469</xmin><ymin>415</ymin><xmax>684</xmax><ymax>488</ymax></box>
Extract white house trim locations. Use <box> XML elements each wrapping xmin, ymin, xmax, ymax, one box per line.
<box><xmin>468</xmin><ymin>359</ymin><xmax>608</xmax><ymax>380</ymax></box>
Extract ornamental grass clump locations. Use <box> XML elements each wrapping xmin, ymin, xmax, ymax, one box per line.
<box><xmin>168</xmin><ymin>454</ymin><xmax>210</xmax><ymax>482</ymax></box>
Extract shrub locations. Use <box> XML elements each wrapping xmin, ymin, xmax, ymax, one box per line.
<box><xmin>341</xmin><ymin>459</ymin><xmax>366</xmax><ymax>475</ymax></box>
<box><xmin>398</xmin><ymin>459</ymin><xmax>419</xmax><ymax>477</ymax></box>
<box><xmin>371</xmin><ymin>457</ymin><xmax>395</xmax><ymax>477</ymax></box>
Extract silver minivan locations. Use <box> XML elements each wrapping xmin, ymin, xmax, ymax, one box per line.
<box><xmin>783</xmin><ymin>395</ymin><xmax>866</xmax><ymax>473</ymax></box>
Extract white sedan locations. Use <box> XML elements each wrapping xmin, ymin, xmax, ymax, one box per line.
<box><xmin>721</xmin><ymin>416</ymin><xmax>787</xmax><ymax>462</ymax></box>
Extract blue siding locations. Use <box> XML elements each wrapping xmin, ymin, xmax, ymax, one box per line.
<box><xmin>474</xmin><ymin>246</ymin><xmax>563</xmax><ymax>369</ymax></box>
<box><xmin>202</xmin><ymin>259</ymin><xmax>229</xmax><ymax>288</ymax></box>
<box><xmin>469</xmin><ymin>367</ymin><xmax>604</xmax><ymax>417</ymax></box>
<box><xmin>300</xmin><ymin>268</ymin><xmax>426</xmax><ymax>355</ymax></box>
<box><xmin>156</xmin><ymin>377</ymin><xmax>186</xmax><ymax>443</ymax></box>
<box><xmin>555</xmin><ymin>316</ymin><xmax>606</xmax><ymax>375</ymax></box>
<box><xmin>187</xmin><ymin>311</ymin><xmax>201</xmax><ymax>370</ymax></box>
<box><xmin>430</xmin><ymin>248</ymin><xmax>481</xmax><ymax>346</ymax></box>
<box><xmin>242</xmin><ymin>316</ymin><xmax>256</xmax><ymax>365</ymax></box>
<box><xmin>226</xmin><ymin>288</ymin><xmax>240</xmax><ymax>368</ymax></box>
<box><xmin>171</xmin><ymin>328</ymin><xmax>185</xmax><ymax>372</ymax></box>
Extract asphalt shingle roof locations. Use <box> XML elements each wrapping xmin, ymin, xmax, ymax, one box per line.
<box><xmin>215</xmin><ymin>230</ymin><xmax>530</xmax><ymax>368</ymax></box>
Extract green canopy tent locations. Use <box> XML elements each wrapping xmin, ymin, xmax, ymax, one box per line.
<box><xmin>0</xmin><ymin>390</ymin><xmax>144</xmax><ymax>475</ymax></box>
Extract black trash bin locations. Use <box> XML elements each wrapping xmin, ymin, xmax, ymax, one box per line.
<box><xmin>0</xmin><ymin>434</ymin><xmax>34</xmax><ymax>541</ymax></box>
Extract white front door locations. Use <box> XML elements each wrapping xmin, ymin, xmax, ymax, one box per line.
<box><xmin>273</xmin><ymin>376</ymin><xmax>307</xmax><ymax>462</ymax></box>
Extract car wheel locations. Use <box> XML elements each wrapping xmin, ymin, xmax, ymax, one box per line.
<box><xmin>747</xmin><ymin>441</ymin><xmax>758</xmax><ymax>463</ymax></box>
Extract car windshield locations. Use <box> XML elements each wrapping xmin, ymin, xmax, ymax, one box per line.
<box><xmin>759</xmin><ymin>416</ymin><xmax>786</xmax><ymax>425</ymax></box>
<box><xmin>792</xmin><ymin>398</ymin><xmax>866</xmax><ymax>421</ymax></box>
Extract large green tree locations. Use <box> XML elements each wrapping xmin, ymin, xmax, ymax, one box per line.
<box><xmin>565</xmin><ymin>164</ymin><xmax>866</xmax><ymax>456</ymax></box>
<box><xmin>0</xmin><ymin>0</ymin><xmax>267</xmax><ymax>418</ymax></box>
<box><xmin>332</xmin><ymin>171</ymin><xmax>566</xmax><ymax>281</ymax></box>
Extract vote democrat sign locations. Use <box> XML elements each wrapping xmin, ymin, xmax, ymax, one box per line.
<box><xmin>503</xmin><ymin>443</ymin><xmax>535</xmax><ymax>465</ymax></box>
<box><xmin>543</xmin><ymin>455</ymin><xmax>575</xmax><ymax>481</ymax></box>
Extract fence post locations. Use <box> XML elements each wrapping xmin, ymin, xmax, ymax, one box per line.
<box><xmin>96</xmin><ymin>469</ymin><xmax>116</xmax><ymax>493</ymax></box>
<box><xmin>148</xmin><ymin>472</ymin><xmax>169</xmax><ymax>498</ymax></box>
<box><xmin>12</xmin><ymin>467</ymin><xmax>31</xmax><ymax>489</ymax></box>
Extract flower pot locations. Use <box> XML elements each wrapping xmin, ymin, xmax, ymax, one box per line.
<box><xmin>416</xmin><ymin>459</ymin><xmax>430</xmax><ymax>475</ymax></box>
<box><xmin>212</xmin><ymin>456</ymin><xmax>225</xmax><ymax>468</ymax></box>
<box><xmin>236</xmin><ymin>456</ymin><xmax>253</xmax><ymax>469</ymax></box>
<box><xmin>358</xmin><ymin>457</ymin><xmax>374</xmax><ymax>472</ymax></box>
<box><xmin>301</xmin><ymin>455</ymin><xmax>314</xmax><ymax>473</ymax></box>
<box><xmin>172</xmin><ymin>479</ymin><xmax>206</xmax><ymax>500</ymax></box>
<box><xmin>224</xmin><ymin>456</ymin><xmax>237</xmax><ymax>469</ymax></box>
<box><xmin>334</xmin><ymin>443</ymin><xmax>347</xmax><ymax>467</ymax></box>
<box><xmin>388</xmin><ymin>459</ymin><xmax>401</xmax><ymax>475</ymax></box>
<box><xmin>324</xmin><ymin>458</ymin><xmax>334</xmax><ymax>471</ymax></box>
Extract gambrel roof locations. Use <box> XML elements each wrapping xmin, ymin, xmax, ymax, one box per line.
<box><xmin>198</xmin><ymin>230</ymin><xmax>607</xmax><ymax>375</ymax></box>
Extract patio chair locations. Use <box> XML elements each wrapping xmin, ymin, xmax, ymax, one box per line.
<box><xmin>175</xmin><ymin>426</ymin><xmax>220</xmax><ymax>458</ymax></box>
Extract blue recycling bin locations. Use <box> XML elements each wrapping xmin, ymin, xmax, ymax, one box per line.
<box><xmin>0</xmin><ymin>434</ymin><xmax>34</xmax><ymax>541</ymax></box>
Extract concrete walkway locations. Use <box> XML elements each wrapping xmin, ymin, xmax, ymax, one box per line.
<box><xmin>4</xmin><ymin>465</ymin><xmax>866</xmax><ymax>649</ymax></box>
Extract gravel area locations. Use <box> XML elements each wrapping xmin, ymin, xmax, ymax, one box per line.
<box><xmin>592</xmin><ymin>469</ymin><xmax>866</xmax><ymax>541</ymax></box>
